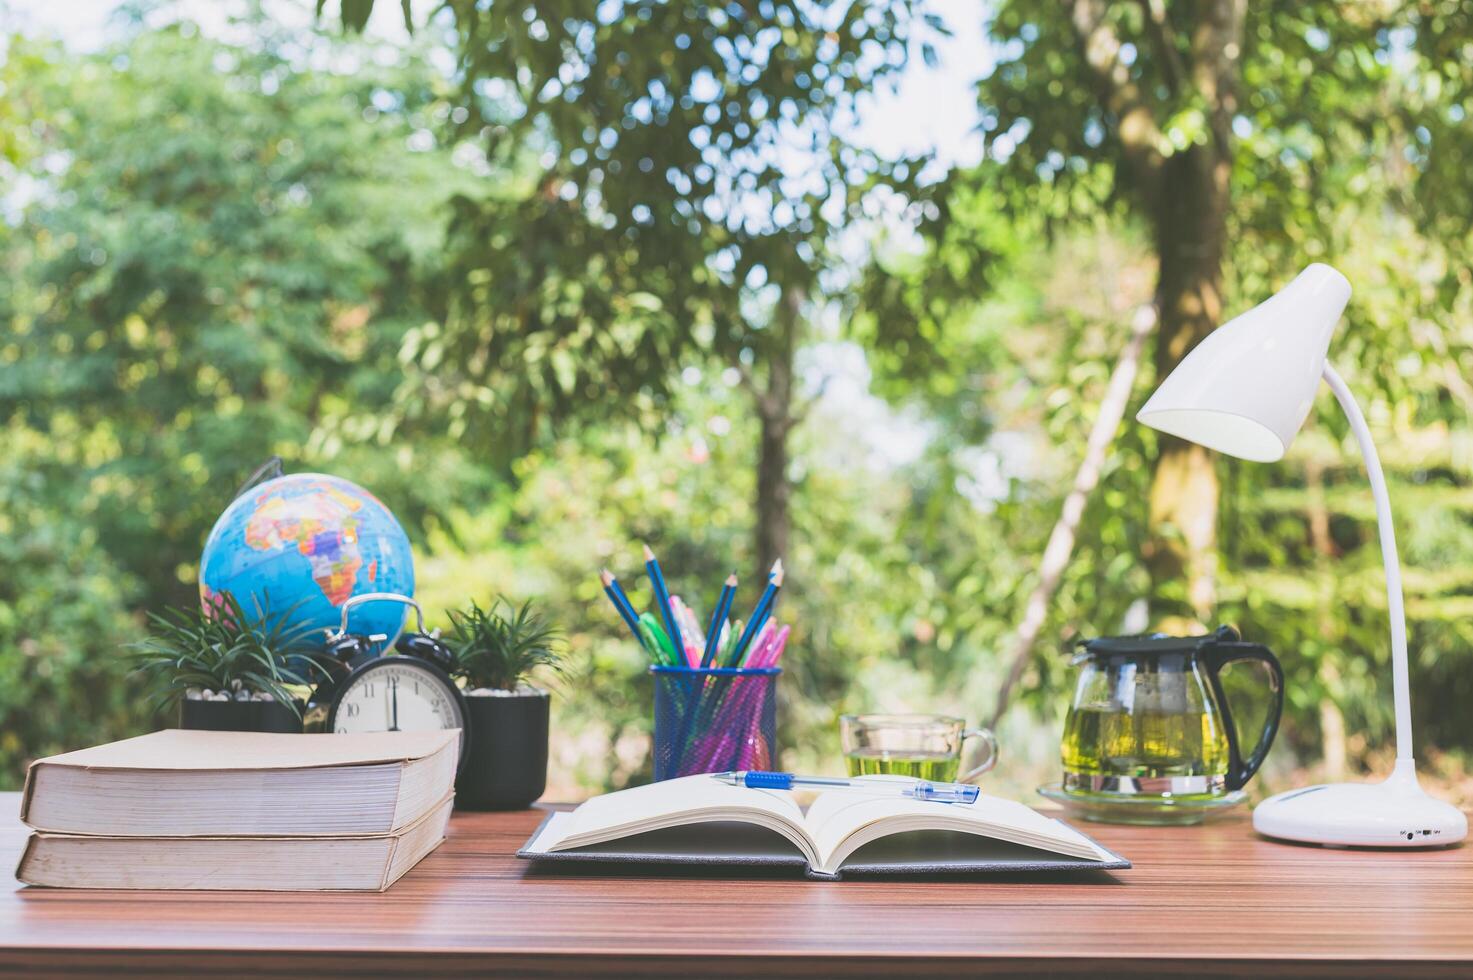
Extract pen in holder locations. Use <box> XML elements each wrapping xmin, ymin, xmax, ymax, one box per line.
<box><xmin>651</xmin><ymin>665</ymin><xmax>781</xmax><ymax>780</ymax></box>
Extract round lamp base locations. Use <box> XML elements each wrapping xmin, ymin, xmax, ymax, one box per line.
<box><xmin>1252</xmin><ymin>761</ymin><xmax>1467</xmax><ymax>848</ymax></box>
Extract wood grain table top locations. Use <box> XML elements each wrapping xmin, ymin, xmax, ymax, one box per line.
<box><xmin>1</xmin><ymin>791</ymin><xmax>1469</xmax><ymax>977</ymax></box>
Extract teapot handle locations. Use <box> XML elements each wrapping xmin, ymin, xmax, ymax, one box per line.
<box><xmin>1198</xmin><ymin>641</ymin><xmax>1285</xmax><ymax>791</ymax></box>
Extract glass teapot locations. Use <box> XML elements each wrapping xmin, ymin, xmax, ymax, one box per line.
<box><xmin>1061</xmin><ymin>626</ymin><xmax>1284</xmax><ymax>799</ymax></box>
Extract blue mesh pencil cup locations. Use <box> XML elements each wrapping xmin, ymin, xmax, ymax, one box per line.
<box><xmin>651</xmin><ymin>665</ymin><xmax>781</xmax><ymax>780</ymax></box>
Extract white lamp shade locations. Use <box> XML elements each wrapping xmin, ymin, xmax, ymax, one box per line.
<box><xmin>1136</xmin><ymin>263</ymin><xmax>1352</xmax><ymax>462</ymax></box>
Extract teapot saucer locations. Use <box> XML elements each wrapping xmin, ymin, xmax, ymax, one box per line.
<box><xmin>1038</xmin><ymin>782</ymin><xmax>1248</xmax><ymax>826</ymax></box>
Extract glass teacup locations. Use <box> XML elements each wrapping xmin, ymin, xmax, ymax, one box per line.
<box><xmin>840</xmin><ymin>713</ymin><xmax>998</xmax><ymax>783</ymax></box>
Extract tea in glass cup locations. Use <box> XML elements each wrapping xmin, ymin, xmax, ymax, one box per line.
<box><xmin>840</xmin><ymin>714</ymin><xmax>998</xmax><ymax>782</ymax></box>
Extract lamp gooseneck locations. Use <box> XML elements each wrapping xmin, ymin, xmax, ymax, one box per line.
<box><xmin>1321</xmin><ymin>363</ymin><xmax>1413</xmax><ymax>764</ymax></box>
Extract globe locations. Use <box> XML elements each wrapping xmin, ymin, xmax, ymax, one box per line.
<box><xmin>199</xmin><ymin>472</ymin><xmax>415</xmax><ymax>646</ymax></box>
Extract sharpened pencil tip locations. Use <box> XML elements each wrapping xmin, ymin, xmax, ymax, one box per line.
<box><xmin>642</xmin><ymin>543</ymin><xmax>655</xmax><ymax>561</ymax></box>
<box><xmin>726</xmin><ymin>573</ymin><xmax>738</xmax><ymax>586</ymax></box>
<box><xmin>773</xmin><ymin>566</ymin><xmax>785</xmax><ymax>587</ymax></box>
<box><xmin>600</xmin><ymin>569</ymin><xmax>614</xmax><ymax>586</ymax></box>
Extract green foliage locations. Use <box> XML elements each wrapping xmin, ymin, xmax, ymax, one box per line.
<box><xmin>857</xmin><ymin>1</ymin><xmax>1473</xmax><ymax>784</ymax></box>
<box><xmin>3</xmin><ymin>23</ymin><xmax>485</xmax><ymax>609</ymax></box>
<box><xmin>381</xmin><ymin>0</ymin><xmax>934</xmax><ymax>454</ymax></box>
<box><xmin>0</xmin><ymin>426</ymin><xmax>144</xmax><ymax>777</ymax></box>
<box><xmin>409</xmin><ymin>371</ymin><xmax>1038</xmax><ymax>792</ymax></box>
<box><xmin>129</xmin><ymin>595</ymin><xmax>326</xmax><ymax>716</ymax></box>
<box><xmin>5</xmin><ymin>5</ymin><xmax>1473</xmax><ymax>809</ymax></box>
<box><xmin>0</xmin><ymin>20</ymin><xmax>489</xmax><ymax>784</ymax></box>
<box><xmin>445</xmin><ymin>598</ymin><xmax>567</xmax><ymax>691</ymax></box>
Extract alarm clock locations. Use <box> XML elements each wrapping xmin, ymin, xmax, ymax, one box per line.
<box><xmin>312</xmin><ymin>593</ymin><xmax>470</xmax><ymax>771</ymax></box>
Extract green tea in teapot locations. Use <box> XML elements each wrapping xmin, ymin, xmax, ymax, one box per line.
<box><xmin>1060</xmin><ymin>627</ymin><xmax>1284</xmax><ymax>806</ymax></box>
<box><xmin>1061</xmin><ymin>705</ymin><xmax>1229</xmax><ymax>782</ymax></box>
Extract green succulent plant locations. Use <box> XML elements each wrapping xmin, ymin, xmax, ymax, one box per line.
<box><xmin>444</xmin><ymin>597</ymin><xmax>566</xmax><ymax>692</ymax></box>
<box><xmin>129</xmin><ymin>594</ymin><xmax>327</xmax><ymax>718</ymax></box>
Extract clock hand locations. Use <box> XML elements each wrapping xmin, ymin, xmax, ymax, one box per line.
<box><xmin>389</xmin><ymin>675</ymin><xmax>400</xmax><ymax>732</ymax></box>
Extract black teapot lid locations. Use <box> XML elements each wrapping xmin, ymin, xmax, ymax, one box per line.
<box><xmin>1077</xmin><ymin>624</ymin><xmax>1238</xmax><ymax>656</ymax></box>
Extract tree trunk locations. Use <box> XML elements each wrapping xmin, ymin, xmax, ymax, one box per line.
<box><xmin>753</xmin><ymin>404</ymin><xmax>792</xmax><ymax>583</ymax></box>
<box><xmin>751</xmin><ymin>288</ymin><xmax>800</xmax><ymax>585</ymax></box>
<box><xmin>1067</xmin><ymin>0</ymin><xmax>1245</xmax><ymax>631</ymax></box>
<box><xmin>1144</xmin><ymin>145</ymin><xmax>1230</xmax><ymax>630</ymax></box>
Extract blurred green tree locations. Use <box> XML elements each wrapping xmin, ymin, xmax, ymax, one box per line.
<box><xmin>3</xmin><ymin>25</ymin><xmax>479</xmax><ymax>608</ymax></box>
<box><xmin>0</xmin><ymin>37</ymin><xmax>146</xmax><ymax>772</ymax></box>
<box><xmin>863</xmin><ymin>0</ymin><xmax>1473</xmax><ymax>775</ymax></box>
<box><xmin>331</xmin><ymin>0</ymin><xmax>952</xmax><ymax>584</ymax></box>
<box><xmin>0</xmin><ymin>24</ymin><xmax>486</xmax><ymax>777</ymax></box>
<box><xmin>5</xmin><ymin>4</ymin><xmax>1473</xmax><ymax>803</ymax></box>
<box><xmin>875</xmin><ymin>1</ymin><xmax>1408</xmax><ymax>626</ymax></box>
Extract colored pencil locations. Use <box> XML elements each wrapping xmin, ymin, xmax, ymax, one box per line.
<box><xmin>727</xmin><ymin>560</ymin><xmax>783</xmax><ymax>666</ymax></box>
<box><xmin>679</xmin><ymin>597</ymin><xmax>706</xmax><ymax>658</ymax></box>
<box><xmin>668</xmin><ymin>596</ymin><xmax>689</xmax><ymax>663</ymax></box>
<box><xmin>670</xmin><ymin>596</ymin><xmax>703</xmax><ymax>666</ymax></box>
<box><xmin>637</xmin><ymin>612</ymin><xmax>680</xmax><ymax>666</ymax></box>
<box><xmin>741</xmin><ymin>619</ymin><xmax>774</xmax><ymax>668</ymax></box>
<box><xmin>758</xmin><ymin>624</ymin><xmax>791</xmax><ymax>668</ymax></box>
<box><xmin>699</xmin><ymin>573</ymin><xmax>739</xmax><ymax>669</ymax></box>
<box><xmin>643</xmin><ymin>544</ymin><xmax>685</xmax><ymax>668</ymax></box>
<box><xmin>600</xmin><ymin>569</ymin><xmax>645</xmax><ymax>648</ymax></box>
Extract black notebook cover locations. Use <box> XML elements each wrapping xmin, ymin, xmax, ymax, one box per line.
<box><xmin>516</xmin><ymin>813</ymin><xmax>1130</xmax><ymax>881</ymax></box>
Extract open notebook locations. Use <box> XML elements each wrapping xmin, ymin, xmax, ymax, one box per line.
<box><xmin>519</xmin><ymin>774</ymin><xmax>1128</xmax><ymax>880</ymax></box>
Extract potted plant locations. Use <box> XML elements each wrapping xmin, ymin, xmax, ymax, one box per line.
<box><xmin>444</xmin><ymin>597</ymin><xmax>566</xmax><ymax>810</ymax></box>
<box><xmin>130</xmin><ymin>595</ymin><xmax>324</xmax><ymax>733</ymax></box>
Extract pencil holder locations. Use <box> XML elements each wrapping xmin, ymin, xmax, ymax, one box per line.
<box><xmin>650</xmin><ymin>665</ymin><xmax>781</xmax><ymax>780</ymax></box>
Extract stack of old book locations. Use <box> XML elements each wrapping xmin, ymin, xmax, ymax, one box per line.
<box><xmin>15</xmin><ymin>729</ymin><xmax>458</xmax><ymax>891</ymax></box>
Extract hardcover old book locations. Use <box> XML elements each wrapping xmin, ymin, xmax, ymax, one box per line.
<box><xmin>21</xmin><ymin>729</ymin><xmax>459</xmax><ymax>838</ymax></box>
<box><xmin>17</xmin><ymin>796</ymin><xmax>453</xmax><ymax>891</ymax></box>
<box><xmin>518</xmin><ymin>774</ymin><xmax>1129</xmax><ymax>880</ymax></box>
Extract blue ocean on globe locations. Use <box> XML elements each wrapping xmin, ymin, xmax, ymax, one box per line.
<box><xmin>199</xmin><ymin>472</ymin><xmax>415</xmax><ymax>646</ymax></box>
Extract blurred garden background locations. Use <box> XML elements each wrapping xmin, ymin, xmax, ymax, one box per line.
<box><xmin>3</xmin><ymin>0</ymin><xmax>1473</xmax><ymax>804</ymax></box>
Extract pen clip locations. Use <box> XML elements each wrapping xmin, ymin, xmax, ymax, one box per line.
<box><xmin>911</xmin><ymin>782</ymin><xmax>980</xmax><ymax>804</ymax></box>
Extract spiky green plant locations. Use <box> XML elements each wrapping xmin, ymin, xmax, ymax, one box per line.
<box><xmin>445</xmin><ymin>597</ymin><xmax>566</xmax><ymax>691</ymax></box>
<box><xmin>129</xmin><ymin>594</ymin><xmax>326</xmax><ymax>718</ymax></box>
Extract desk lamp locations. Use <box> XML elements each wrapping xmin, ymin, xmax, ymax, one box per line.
<box><xmin>1136</xmin><ymin>263</ymin><xmax>1468</xmax><ymax>848</ymax></box>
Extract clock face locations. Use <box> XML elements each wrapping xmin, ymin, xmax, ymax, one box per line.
<box><xmin>328</xmin><ymin>658</ymin><xmax>467</xmax><ymax>761</ymax></box>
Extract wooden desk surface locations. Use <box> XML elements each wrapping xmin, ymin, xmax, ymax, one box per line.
<box><xmin>1</xmin><ymin>792</ymin><xmax>1469</xmax><ymax>977</ymax></box>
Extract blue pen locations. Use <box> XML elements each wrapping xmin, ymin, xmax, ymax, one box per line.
<box><xmin>712</xmin><ymin>770</ymin><xmax>980</xmax><ymax>804</ymax></box>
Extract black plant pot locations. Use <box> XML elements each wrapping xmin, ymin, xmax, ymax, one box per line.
<box><xmin>456</xmin><ymin>689</ymin><xmax>549</xmax><ymax>810</ymax></box>
<box><xmin>179</xmin><ymin>698</ymin><xmax>303</xmax><ymax>734</ymax></box>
